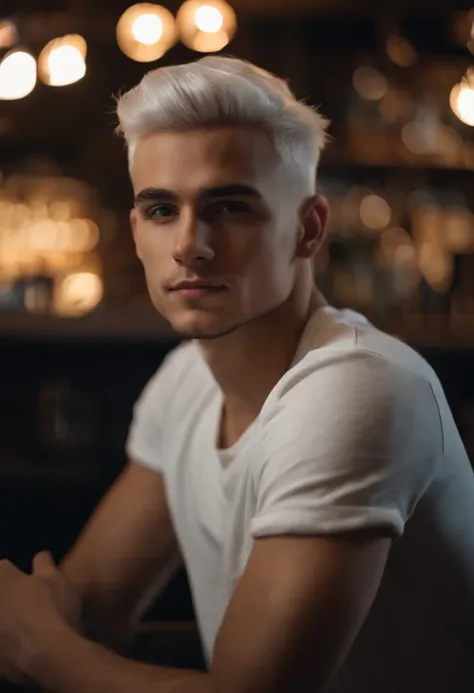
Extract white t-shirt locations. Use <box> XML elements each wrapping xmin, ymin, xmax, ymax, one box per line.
<box><xmin>127</xmin><ymin>306</ymin><xmax>474</xmax><ymax>692</ymax></box>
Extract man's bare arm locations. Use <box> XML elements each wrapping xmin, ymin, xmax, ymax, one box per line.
<box><xmin>212</xmin><ymin>531</ymin><xmax>391</xmax><ymax>693</ymax></box>
<box><xmin>60</xmin><ymin>460</ymin><xmax>181</xmax><ymax>650</ymax></box>
<box><xmin>27</xmin><ymin>530</ymin><xmax>391</xmax><ymax>693</ymax></box>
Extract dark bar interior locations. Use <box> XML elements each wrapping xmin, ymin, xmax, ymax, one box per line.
<box><xmin>0</xmin><ymin>0</ymin><xmax>473</xmax><ymax>686</ymax></box>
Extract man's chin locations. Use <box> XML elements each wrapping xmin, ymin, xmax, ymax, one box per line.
<box><xmin>173</xmin><ymin>325</ymin><xmax>242</xmax><ymax>341</ymax></box>
<box><xmin>170</xmin><ymin>316</ymin><xmax>244</xmax><ymax>341</ymax></box>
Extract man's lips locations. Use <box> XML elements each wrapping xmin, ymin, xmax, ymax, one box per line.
<box><xmin>170</xmin><ymin>281</ymin><xmax>227</xmax><ymax>291</ymax></box>
<box><xmin>169</xmin><ymin>278</ymin><xmax>229</xmax><ymax>290</ymax></box>
<box><xmin>168</xmin><ymin>281</ymin><xmax>229</xmax><ymax>298</ymax></box>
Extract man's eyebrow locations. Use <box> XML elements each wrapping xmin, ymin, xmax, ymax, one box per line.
<box><xmin>199</xmin><ymin>184</ymin><xmax>262</xmax><ymax>200</ymax></box>
<box><xmin>134</xmin><ymin>184</ymin><xmax>262</xmax><ymax>206</ymax></box>
<box><xmin>134</xmin><ymin>188</ymin><xmax>177</xmax><ymax>205</ymax></box>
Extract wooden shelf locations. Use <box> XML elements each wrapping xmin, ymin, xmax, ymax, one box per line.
<box><xmin>0</xmin><ymin>307</ymin><xmax>176</xmax><ymax>342</ymax></box>
<box><xmin>1</xmin><ymin>309</ymin><xmax>474</xmax><ymax>349</ymax></box>
<box><xmin>375</xmin><ymin>314</ymin><xmax>474</xmax><ymax>351</ymax></box>
<box><xmin>320</xmin><ymin>143</ymin><xmax>474</xmax><ymax>173</ymax></box>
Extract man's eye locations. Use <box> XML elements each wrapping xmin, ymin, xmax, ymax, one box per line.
<box><xmin>147</xmin><ymin>205</ymin><xmax>176</xmax><ymax>220</ymax></box>
<box><xmin>213</xmin><ymin>201</ymin><xmax>251</xmax><ymax>214</ymax></box>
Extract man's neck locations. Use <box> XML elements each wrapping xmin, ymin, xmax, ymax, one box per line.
<box><xmin>197</xmin><ymin>278</ymin><xmax>327</xmax><ymax>440</ymax></box>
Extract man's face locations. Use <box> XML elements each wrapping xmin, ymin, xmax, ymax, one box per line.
<box><xmin>130</xmin><ymin>126</ymin><xmax>316</xmax><ymax>339</ymax></box>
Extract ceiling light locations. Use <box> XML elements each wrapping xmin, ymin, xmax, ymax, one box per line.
<box><xmin>0</xmin><ymin>49</ymin><xmax>37</xmax><ymax>100</ymax></box>
<box><xmin>117</xmin><ymin>3</ymin><xmax>176</xmax><ymax>62</ymax></box>
<box><xmin>0</xmin><ymin>19</ymin><xmax>18</xmax><ymax>50</ymax></box>
<box><xmin>38</xmin><ymin>35</ymin><xmax>87</xmax><ymax>87</ymax></box>
<box><xmin>176</xmin><ymin>0</ymin><xmax>237</xmax><ymax>53</ymax></box>
<box><xmin>450</xmin><ymin>71</ymin><xmax>474</xmax><ymax>127</ymax></box>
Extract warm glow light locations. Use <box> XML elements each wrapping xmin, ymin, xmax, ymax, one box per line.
<box><xmin>132</xmin><ymin>14</ymin><xmax>163</xmax><ymax>44</ymax></box>
<box><xmin>360</xmin><ymin>195</ymin><xmax>392</xmax><ymax>230</ymax></box>
<box><xmin>402</xmin><ymin>121</ymin><xmax>429</xmax><ymax>154</ymax></box>
<box><xmin>450</xmin><ymin>75</ymin><xmax>474</xmax><ymax>126</ymax></box>
<box><xmin>54</xmin><ymin>271</ymin><xmax>103</xmax><ymax>316</ymax></box>
<box><xmin>176</xmin><ymin>0</ymin><xmax>237</xmax><ymax>53</ymax></box>
<box><xmin>0</xmin><ymin>174</ymin><xmax>107</xmax><ymax>295</ymax></box>
<box><xmin>195</xmin><ymin>5</ymin><xmax>224</xmax><ymax>33</ymax></box>
<box><xmin>39</xmin><ymin>35</ymin><xmax>87</xmax><ymax>87</ymax></box>
<box><xmin>386</xmin><ymin>35</ymin><xmax>417</xmax><ymax>68</ymax></box>
<box><xmin>0</xmin><ymin>20</ymin><xmax>17</xmax><ymax>49</ymax></box>
<box><xmin>444</xmin><ymin>207</ymin><xmax>474</xmax><ymax>253</ymax></box>
<box><xmin>378</xmin><ymin>227</ymin><xmax>417</xmax><ymax>270</ymax></box>
<box><xmin>401</xmin><ymin>109</ymin><xmax>452</xmax><ymax>157</ymax></box>
<box><xmin>418</xmin><ymin>243</ymin><xmax>453</xmax><ymax>293</ymax></box>
<box><xmin>353</xmin><ymin>66</ymin><xmax>388</xmax><ymax>101</ymax></box>
<box><xmin>117</xmin><ymin>3</ymin><xmax>176</xmax><ymax>62</ymax></box>
<box><xmin>47</xmin><ymin>45</ymin><xmax>85</xmax><ymax>86</ymax></box>
<box><xmin>379</xmin><ymin>90</ymin><xmax>413</xmax><ymax>123</ymax></box>
<box><xmin>0</xmin><ymin>50</ymin><xmax>37</xmax><ymax>100</ymax></box>
<box><xmin>0</xmin><ymin>191</ymin><xmax>101</xmax><ymax>288</ymax></box>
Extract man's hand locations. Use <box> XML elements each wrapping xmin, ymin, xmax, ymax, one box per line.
<box><xmin>0</xmin><ymin>551</ymin><xmax>81</xmax><ymax>684</ymax></box>
<box><xmin>0</xmin><ymin>535</ymin><xmax>390</xmax><ymax>693</ymax></box>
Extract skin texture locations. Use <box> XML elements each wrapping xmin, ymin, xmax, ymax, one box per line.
<box><xmin>60</xmin><ymin>462</ymin><xmax>181</xmax><ymax>651</ymax></box>
<box><xmin>130</xmin><ymin>126</ymin><xmax>325</xmax><ymax>341</ymax></box>
<box><xmin>0</xmin><ymin>125</ymin><xmax>393</xmax><ymax>693</ymax></box>
<box><xmin>130</xmin><ymin>126</ymin><xmax>329</xmax><ymax>445</ymax></box>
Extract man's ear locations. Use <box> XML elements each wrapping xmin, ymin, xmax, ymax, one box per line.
<box><xmin>296</xmin><ymin>194</ymin><xmax>330</xmax><ymax>259</ymax></box>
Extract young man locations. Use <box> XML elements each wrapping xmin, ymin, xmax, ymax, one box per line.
<box><xmin>0</xmin><ymin>56</ymin><xmax>473</xmax><ymax>693</ymax></box>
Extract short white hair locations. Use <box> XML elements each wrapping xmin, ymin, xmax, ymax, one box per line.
<box><xmin>116</xmin><ymin>56</ymin><xmax>330</xmax><ymax>190</ymax></box>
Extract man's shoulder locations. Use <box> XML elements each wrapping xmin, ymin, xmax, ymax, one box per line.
<box><xmin>262</xmin><ymin>323</ymin><xmax>441</xmax><ymax>426</ymax></box>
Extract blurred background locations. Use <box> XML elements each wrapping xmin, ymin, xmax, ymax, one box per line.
<box><xmin>0</xmin><ymin>0</ymin><xmax>473</xmax><ymax>673</ymax></box>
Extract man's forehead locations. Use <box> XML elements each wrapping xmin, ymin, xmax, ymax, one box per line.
<box><xmin>134</xmin><ymin>127</ymin><xmax>276</xmax><ymax>171</ymax></box>
<box><xmin>131</xmin><ymin>128</ymin><xmax>277</xmax><ymax>194</ymax></box>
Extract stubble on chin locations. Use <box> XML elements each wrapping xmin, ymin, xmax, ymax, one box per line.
<box><xmin>172</xmin><ymin>321</ymin><xmax>244</xmax><ymax>341</ymax></box>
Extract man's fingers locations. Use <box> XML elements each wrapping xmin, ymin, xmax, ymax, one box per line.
<box><xmin>0</xmin><ymin>559</ymin><xmax>19</xmax><ymax>575</ymax></box>
<box><xmin>32</xmin><ymin>550</ymin><xmax>56</xmax><ymax>577</ymax></box>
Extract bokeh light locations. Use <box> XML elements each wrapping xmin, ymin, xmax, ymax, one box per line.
<box><xmin>176</xmin><ymin>0</ymin><xmax>237</xmax><ymax>53</ymax></box>
<box><xmin>0</xmin><ymin>50</ymin><xmax>37</xmax><ymax>100</ymax></box>
<box><xmin>117</xmin><ymin>3</ymin><xmax>176</xmax><ymax>62</ymax></box>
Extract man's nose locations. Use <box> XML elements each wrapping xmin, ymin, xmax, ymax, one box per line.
<box><xmin>172</xmin><ymin>212</ymin><xmax>215</xmax><ymax>267</ymax></box>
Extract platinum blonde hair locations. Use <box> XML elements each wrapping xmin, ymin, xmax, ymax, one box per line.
<box><xmin>116</xmin><ymin>56</ymin><xmax>330</xmax><ymax>191</ymax></box>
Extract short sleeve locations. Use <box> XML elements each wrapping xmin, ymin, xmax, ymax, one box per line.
<box><xmin>251</xmin><ymin>350</ymin><xmax>444</xmax><ymax>539</ymax></box>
